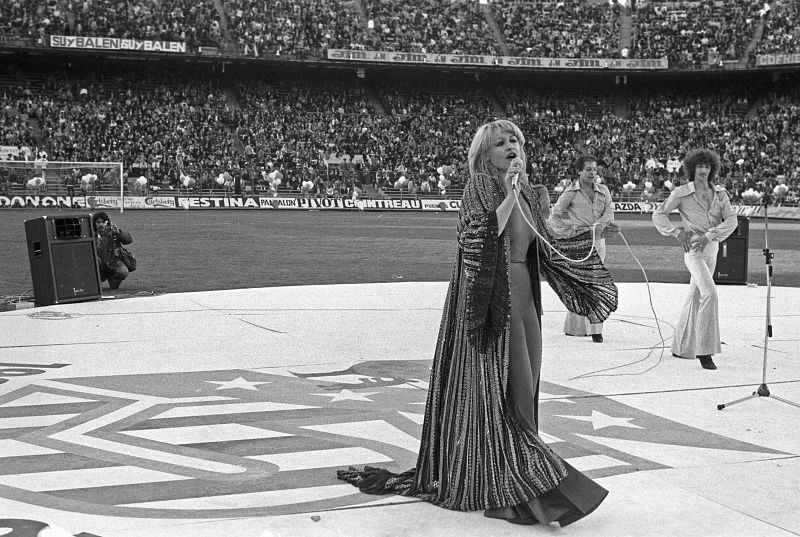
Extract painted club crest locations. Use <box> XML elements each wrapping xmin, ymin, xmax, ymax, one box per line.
<box><xmin>0</xmin><ymin>361</ymin><xmax>785</xmax><ymax>519</ymax></box>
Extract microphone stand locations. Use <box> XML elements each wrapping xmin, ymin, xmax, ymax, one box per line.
<box><xmin>718</xmin><ymin>197</ymin><xmax>800</xmax><ymax>410</ymax></box>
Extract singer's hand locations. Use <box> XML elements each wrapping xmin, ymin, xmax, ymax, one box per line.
<box><xmin>504</xmin><ymin>158</ymin><xmax>524</xmax><ymax>193</ymax></box>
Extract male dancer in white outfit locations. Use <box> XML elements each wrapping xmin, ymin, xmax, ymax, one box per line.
<box><xmin>550</xmin><ymin>155</ymin><xmax>618</xmax><ymax>343</ymax></box>
<box><xmin>652</xmin><ymin>149</ymin><xmax>737</xmax><ymax>370</ymax></box>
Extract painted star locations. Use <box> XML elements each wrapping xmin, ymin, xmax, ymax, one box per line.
<box><xmin>312</xmin><ymin>389</ymin><xmax>378</xmax><ymax>402</ymax></box>
<box><xmin>205</xmin><ymin>377</ymin><xmax>270</xmax><ymax>391</ymax></box>
<box><xmin>556</xmin><ymin>410</ymin><xmax>643</xmax><ymax>430</ymax></box>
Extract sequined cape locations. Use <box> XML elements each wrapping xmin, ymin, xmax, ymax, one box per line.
<box><xmin>338</xmin><ymin>172</ymin><xmax>618</xmax><ymax>511</ymax></box>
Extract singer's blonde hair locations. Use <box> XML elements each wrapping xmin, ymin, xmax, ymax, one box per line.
<box><xmin>468</xmin><ymin>119</ymin><xmax>527</xmax><ymax>179</ymax></box>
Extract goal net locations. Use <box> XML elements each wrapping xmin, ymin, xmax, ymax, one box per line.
<box><xmin>0</xmin><ymin>160</ymin><xmax>125</xmax><ymax>210</ymax></box>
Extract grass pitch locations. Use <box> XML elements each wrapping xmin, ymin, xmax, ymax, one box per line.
<box><xmin>1</xmin><ymin>209</ymin><xmax>798</xmax><ymax>301</ymax></box>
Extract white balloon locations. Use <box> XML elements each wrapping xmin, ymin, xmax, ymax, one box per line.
<box><xmin>215</xmin><ymin>176</ymin><xmax>225</xmax><ymax>185</ymax></box>
<box><xmin>742</xmin><ymin>188</ymin><xmax>762</xmax><ymax>203</ymax></box>
<box><xmin>136</xmin><ymin>177</ymin><xmax>147</xmax><ymax>186</ymax></box>
<box><xmin>644</xmin><ymin>181</ymin><xmax>653</xmax><ymax>189</ymax></box>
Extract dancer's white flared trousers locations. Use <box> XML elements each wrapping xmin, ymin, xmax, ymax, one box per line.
<box><xmin>672</xmin><ymin>241</ymin><xmax>722</xmax><ymax>358</ymax></box>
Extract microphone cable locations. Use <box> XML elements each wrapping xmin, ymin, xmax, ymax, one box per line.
<box><xmin>511</xmin><ymin>185</ymin><xmax>668</xmax><ymax>378</ymax></box>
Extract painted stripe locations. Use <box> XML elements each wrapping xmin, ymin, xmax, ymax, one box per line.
<box><xmin>566</xmin><ymin>454</ymin><xmax>629</xmax><ymax>472</ymax></box>
<box><xmin>0</xmin><ymin>414</ymin><xmax>79</xmax><ymax>429</ymax></box>
<box><xmin>0</xmin><ymin>466</ymin><xmax>191</xmax><ymax>492</ymax></box>
<box><xmin>49</xmin><ymin>400</ymin><xmax>246</xmax><ymax>475</ymax></box>
<box><xmin>119</xmin><ymin>484</ymin><xmax>356</xmax><ymax>509</ymax></box>
<box><xmin>302</xmin><ymin>420</ymin><xmax>420</xmax><ymax>454</ymax></box>
<box><xmin>151</xmin><ymin>401</ymin><xmax>317</xmax><ymax>419</ymax></box>
<box><xmin>538</xmin><ymin>432</ymin><xmax>562</xmax><ymax>444</ymax></box>
<box><xmin>0</xmin><ymin>439</ymin><xmax>62</xmax><ymax>457</ymax></box>
<box><xmin>0</xmin><ymin>392</ymin><xmax>95</xmax><ymax>407</ymax></box>
<box><xmin>576</xmin><ymin>433</ymin><xmax>781</xmax><ymax>468</ymax></box>
<box><xmin>248</xmin><ymin>447</ymin><xmax>392</xmax><ymax>471</ymax></box>
<box><xmin>121</xmin><ymin>423</ymin><xmax>292</xmax><ymax>444</ymax></box>
<box><xmin>397</xmin><ymin>411</ymin><xmax>424</xmax><ymax>424</ymax></box>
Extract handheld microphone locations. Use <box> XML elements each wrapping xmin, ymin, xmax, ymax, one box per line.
<box><xmin>510</xmin><ymin>158</ymin><xmax>523</xmax><ymax>190</ymax></box>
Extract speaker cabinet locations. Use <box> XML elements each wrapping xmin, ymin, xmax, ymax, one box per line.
<box><xmin>714</xmin><ymin>216</ymin><xmax>749</xmax><ymax>285</ymax></box>
<box><xmin>24</xmin><ymin>215</ymin><xmax>102</xmax><ymax>306</ymax></box>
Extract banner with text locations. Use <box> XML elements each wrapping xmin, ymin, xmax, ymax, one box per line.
<box><xmin>756</xmin><ymin>53</ymin><xmax>800</xmax><ymax>67</ymax></box>
<box><xmin>50</xmin><ymin>35</ymin><xmax>186</xmax><ymax>54</ymax></box>
<box><xmin>3</xmin><ymin>195</ymin><xmax>799</xmax><ymax>220</ymax></box>
<box><xmin>327</xmin><ymin>49</ymin><xmax>668</xmax><ymax>70</ymax></box>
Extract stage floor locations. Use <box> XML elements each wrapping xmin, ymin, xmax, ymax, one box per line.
<box><xmin>1</xmin><ymin>282</ymin><xmax>799</xmax><ymax>537</ymax></box>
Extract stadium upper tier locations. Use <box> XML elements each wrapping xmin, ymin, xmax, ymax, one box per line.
<box><xmin>0</xmin><ymin>63</ymin><xmax>798</xmax><ymax>206</ymax></box>
<box><xmin>0</xmin><ymin>1</ymin><xmax>792</xmax><ymax>68</ymax></box>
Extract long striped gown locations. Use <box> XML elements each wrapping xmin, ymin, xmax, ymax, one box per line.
<box><xmin>338</xmin><ymin>173</ymin><xmax>617</xmax><ymax>526</ymax></box>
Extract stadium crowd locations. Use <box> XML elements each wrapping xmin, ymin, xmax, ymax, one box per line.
<box><xmin>228</xmin><ymin>0</ymin><xmax>362</xmax><ymax>59</ymax></box>
<box><xmin>356</xmin><ymin>0</ymin><xmax>497</xmax><ymax>55</ymax></box>
<box><xmin>71</xmin><ymin>0</ymin><xmax>222</xmax><ymax>48</ymax></box>
<box><xmin>0</xmin><ymin>0</ymin><xmax>68</xmax><ymax>41</ymax></box>
<box><xmin>496</xmin><ymin>0</ymin><xmax>620</xmax><ymax>58</ymax></box>
<box><xmin>630</xmin><ymin>1</ymin><xmax>763</xmax><ymax>68</ymax></box>
<box><xmin>753</xmin><ymin>1</ymin><xmax>800</xmax><ymax>55</ymax></box>
<box><xmin>1</xmin><ymin>64</ymin><xmax>799</xmax><ymax>205</ymax></box>
<box><xmin>2</xmin><ymin>0</ymin><xmax>800</xmax><ymax>206</ymax></box>
<box><xmin>2</xmin><ymin>0</ymin><xmax>795</xmax><ymax>67</ymax></box>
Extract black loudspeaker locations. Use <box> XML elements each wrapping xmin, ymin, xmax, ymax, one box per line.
<box><xmin>714</xmin><ymin>215</ymin><xmax>749</xmax><ymax>285</ymax></box>
<box><xmin>24</xmin><ymin>215</ymin><xmax>102</xmax><ymax>306</ymax></box>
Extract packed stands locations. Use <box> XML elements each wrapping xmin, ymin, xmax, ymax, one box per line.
<box><xmin>630</xmin><ymin>1</ymin><xmax>763</xmax><ymax>67</ymax></box>
<box><xmin>753</xmin><ymin>1</ymin><xmax>800</xmax><ymax>55</ymax></box>
<box><xmin>227</xmin><ymin>0</ymin><xmax>362</xmax><ymax>58</ymax></box>
<box><xmin>1</xmin><ymin>0</ymin><xmax>800</xmax><ymax>205</ymax></box>
<box><xmin>357</xmin><ymin>0</ymin><xmax>497</xmax><ymax>54</ymax></box>
<box><xmin>495</xmin><ymin>0</ymin><xmax>621</xmax><ymax>58</ymax></box>
<box><xmin>2</xmin><ymin>62</ymin><xmax>800</xmax><ymax>205</ymax></box>
<box><xmin>72</xmin><ymin>0</ymin><xmax>222</xmax><ymax>47</ymax></box>
<box><xmin>0</xmin><ymin>0</ymin><xmax>68</xmax><ymax>41</ymax></box>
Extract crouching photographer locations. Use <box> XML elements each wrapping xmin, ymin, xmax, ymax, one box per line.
<box><xmin>92</xmin><ymin>211</ymin><xmax>136</xmax><ymax>289</ymax></box>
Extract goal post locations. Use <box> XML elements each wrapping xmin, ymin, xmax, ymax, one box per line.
<box><xmin>0</xmin><ymin>160</ymin><xmax>125</xmax><ymax>212</ymax></box>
